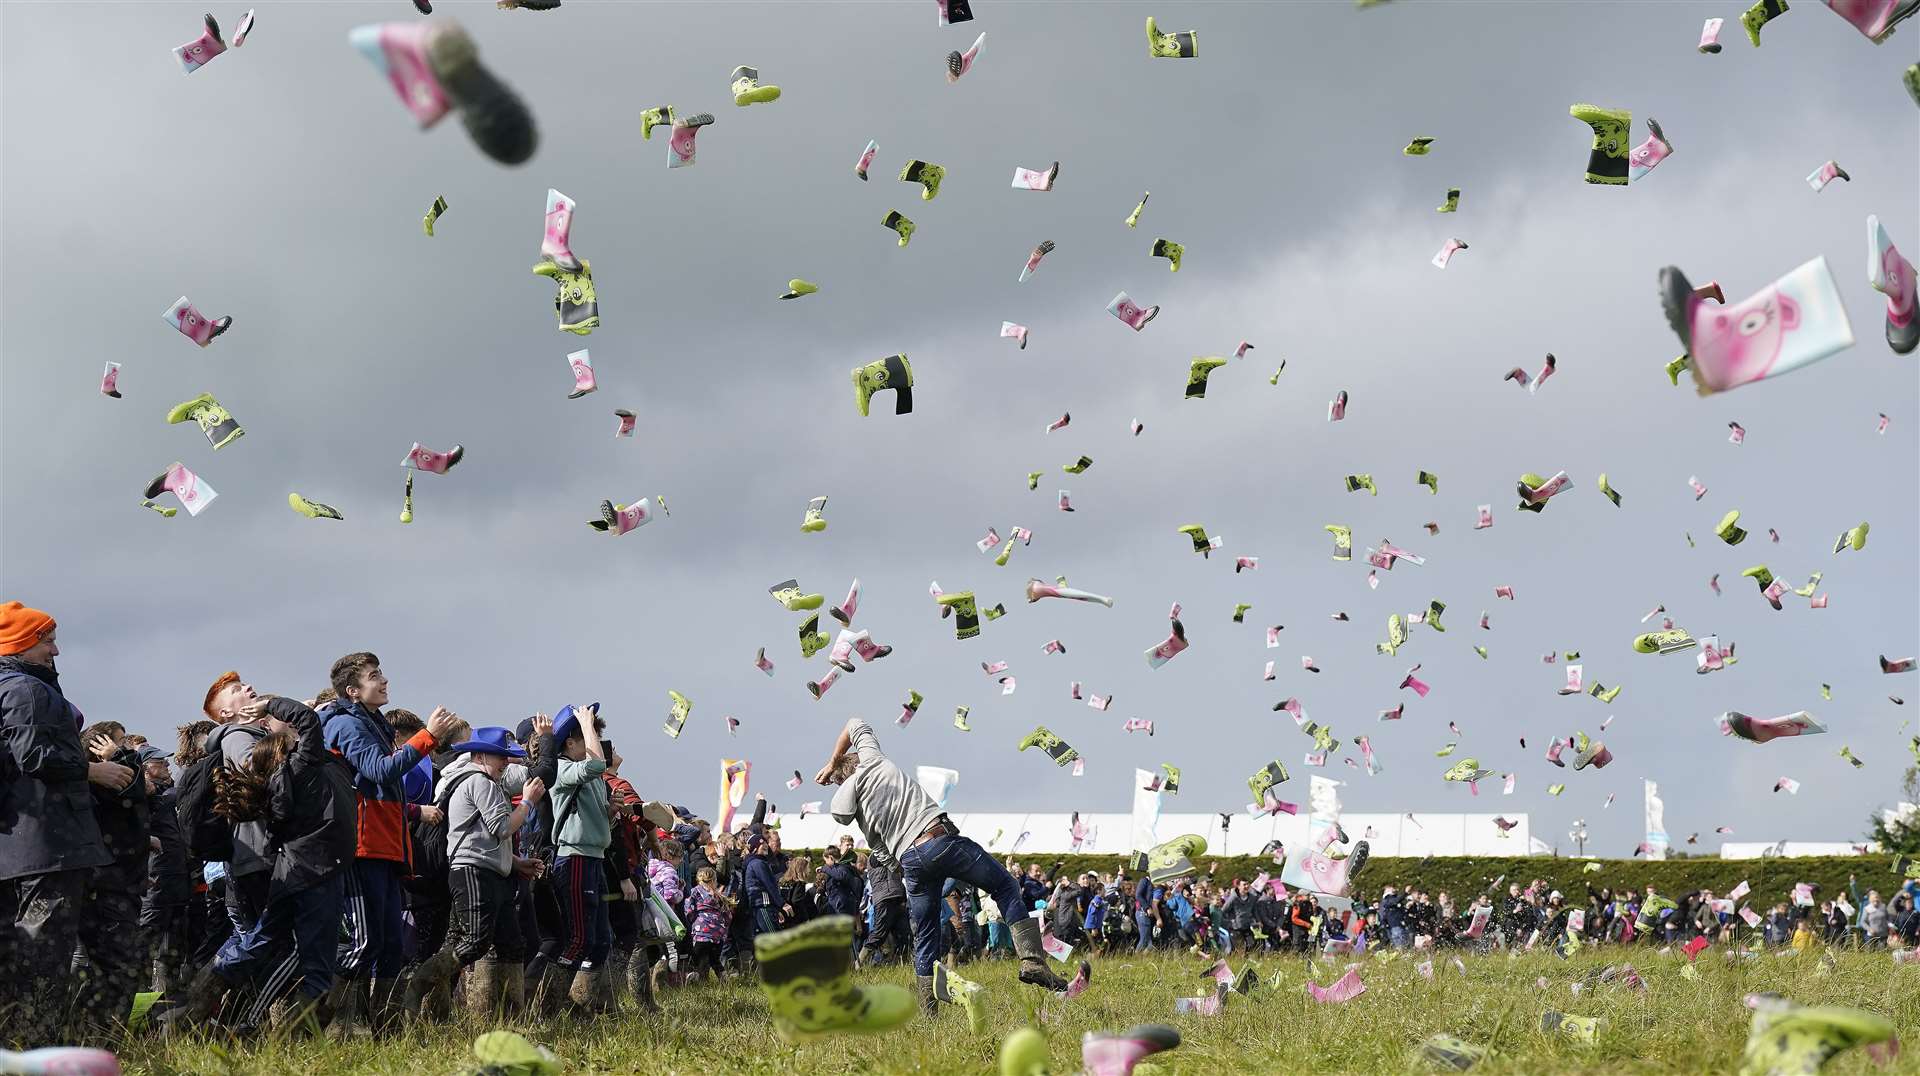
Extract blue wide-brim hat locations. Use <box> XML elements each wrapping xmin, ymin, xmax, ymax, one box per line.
<box><xmin>553</xmin><ymin>702</ymin><xmax>601</xmax><ymax>747</ymax></box>
<box><xmin>451</xmin><ymin>726</ymin><xmax>527</xmax><ymax>758</ymax></box>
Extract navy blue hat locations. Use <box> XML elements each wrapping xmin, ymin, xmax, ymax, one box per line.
<box><xmin>450</xmin><ymin>726</ymin><xmax>527</xmax><ymax>759</ymax></box>
<box><xmin>514</xmin><ymin>717</ymin><xmax>536</xmax><ymax>744</ymax></box>
<box><xmin>553</xmin><ymin>702</ymin><xmax>601</xmax><ymax>748</ymax></box>
<box><xmin>135</xmin><ymin>744</ymin><xmax>172</xmax><ymax>766</ymax></box>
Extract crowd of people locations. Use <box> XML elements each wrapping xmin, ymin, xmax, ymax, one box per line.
<box><xmin>0</xmin><ymin>604</ymin><xmax>1073</xmax><ymax>1048</ymax></box>
<box><xmin>2</xmin><ymin>600</ymin><xmax>1913</xmax><ymax>1053</ymax></box>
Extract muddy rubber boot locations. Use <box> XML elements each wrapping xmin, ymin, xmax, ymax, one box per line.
<box><xmin>325</xmin><ymin>977</ymin><xmax>371</xmax><ymax>1040</ymax></box>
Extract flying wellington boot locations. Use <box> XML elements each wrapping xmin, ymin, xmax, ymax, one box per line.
<box><xmin>1145</xmin><ymin>15</ymin><xmax>1197</xmax><ymax>56</ymax></box>
<box><xmin>166</xmin><ymin>392</ymin><xmax>244</xmax><ymax>449</ymax></box>
<box><xmin>754</xmin><ymin>916</ymin><xmax>913</xmax><ymax>1043</ymax></box>
<box><xmin>936</xmin><ymin>590</ymin><xmax>980</xmax><ymax>639</ymax></box>
<box><xmin>1017</xmin><ymin>726</ymin><xmax>1080</xmax><ymax>767</ymax></box>
<box><xmin>899</xmin><ymin>159</ymin><xmax>946</xmax><ymax>200</ymax></box>
<box><xmin>640</xmin><ymin>104</ymin><xmax>675</xmax><ymax>140</ymax></box>
<box><xmin>730</xmin><ymin>65</ymin><xmax>781</xmax><ymax>105</ymax></box>
<box><xmin>1129</xmin><ymin>835</ymin><xmax>1204</xmax><ymax>882</ymax></box>
<box><xmin>1569</xmin><ymin>103</ymin><xmax>1631</xmax><ymax>185</ymax></box>
<box><xmin>667</xmin><ymin>111</ymin><xmax>714</xmax><ymax>168</ymax></box>
<box><xmin>882</xmin><ymin>209</ymin><xmax>917</xmax><ymax>247</ymax></box>
<box><xmin>852</xmin><ymin>353</ymin><xmax>914</xmax><ymax>415</ymax></box>
<box><xmin>768</xmin><ymin>580</ymin><xmax>825</xmax><ymax>611</ymax></box>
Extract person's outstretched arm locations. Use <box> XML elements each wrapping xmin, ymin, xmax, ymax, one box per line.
<box><xmin>815</xmin><ymin>722</ymin><xmax>856</xmax><ymax>785</ymax></box>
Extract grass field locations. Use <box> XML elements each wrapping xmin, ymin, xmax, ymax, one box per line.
<box><xmin>115</xmin><ymin>947</ymin><xmax>1920</xmax><ymax>1074</ymax></box>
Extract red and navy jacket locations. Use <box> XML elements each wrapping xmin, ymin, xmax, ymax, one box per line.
<box><xmin>321</xmin><ymin>699</ymin><xmax>436</xmax><ymax>868</ymax></box>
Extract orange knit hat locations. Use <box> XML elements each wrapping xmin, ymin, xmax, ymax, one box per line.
<box><xmin>0</xmin><ymin>602</ymin><xmax>55</xmax><ymax>657</ymax></box>
<box><xmin>203</xmin><ymin>670</ymin><xmax>241</xmax><ymax>719</ymax></box>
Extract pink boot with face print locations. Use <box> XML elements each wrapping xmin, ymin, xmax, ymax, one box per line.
<box><xmin>566</xmin><ymin>348</ymin><xmax>597</xmax><ymax>398</ymax></box>
<box><xmin>1823</xmin><ymin>0</ymin><xmax>1920</xmax><ymax>42</ymax></box>
<box><xmin>1107</xmin><ymin>291</ymin><xmax>1160</xmax><ymax>332</ymax></box>
<box><xmin>1869</xmin><ymin>214</ymin><xmax>1918</xmax><ymax>354</ymax></box>
<box><xmin>852</xmin><ymin>632</ymin><xmax>894</xmax><ymax>664</ymax></box>
<box><xmin>349</xmin><ymin>19</ymin><xmax>536</xmax><ymax>165</ymax></box>
<box><xmin>1300</xmin><ymin>840</ymin><xmax>1369</xmax><ymax>897</ymax></box>
<box><xmin>161</xmin><ymin>297</ymin><xmax>232</xmax><ymax>348</ymax></box>
<box><xmin>403</xmin><ymin>442</ymin><xmax>464</xmax><ymax>475</ymax></box>
<box><xmin>668</xmin><ymin>113</ymin><xmax>715</xmax><ymax>168</ymax></box>
<box><xmin>174</xmin><ymin>13</ymin><xmax>228</xmax><ymax>74</ymax></box>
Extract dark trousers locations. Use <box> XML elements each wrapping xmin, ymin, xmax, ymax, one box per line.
<box><xmin>216</xmin><ymin>872</ymin><xmax>345</xmax><ymax>1005</ymax></box>
<box><xmin>446</xmin><ymin>866</ymin><xmax>524</xmax><ymax>966</ymax></box>
<box><xmin>0</xmin><ymin>868</ymin><xmax>88</xmax><ymax>1047</ymax></box>
<box><xmin>525</xmin><ymin>871</ymin><xmax>563</xmax><ymax>965</ymax></box>
<box><xmin>410</xmin><ymin>896</ymin><xmax>451</xmax><ymax>964</ymax></box>
<box><xmin>139</xmin><ymin>901</ymin><xmax>194</xmax><ymax>990</ymax></box>
<box><xmin>339</xmin><ymin>858</ymin><xmax>406</xmax><ymax>979</ymax></box>
<box><xmin>224</xmin><ymin>869</ymin><xmax>272</xmax><ymax>933</ymax></box>
<box><xmin>192</xmin><ymin>883</ymin><xmax>232</xmax><ymax>965</ymax></box>
<box><xmin>899</xmin><ymin>835</ymin><xmax>1027</xmax><ymax>977</ymax></box>
<box><xmin>860</xmin><ymin>897</ymin><xmax>910</xmax><ymax>965</ymax></box>
<box><xmin>63</xmin><ymin>867</ymin><xmax>143</xmax><ymax>1041</ymax></box>
<box><xmin>553</xmin><ymin>855</ymin><xmax>611</xmax><ymax>970</ymax></box>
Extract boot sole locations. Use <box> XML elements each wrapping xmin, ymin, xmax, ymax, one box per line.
<box><xmin>1346</xmin><ymin>840</ymin><xmax>1370</xmax><ymax>881</ymax></box>
<box><xmin>424</xmin><ymin>22</ymin><xmax>536</xmax><ymax>165</ymax></box>
<box><xmin>734</xmin><ymin>87</ymin><xmax>781</xmax><ymax>106</ymax></box>
<box><xmin>1657</xmin><ymin>266</ymin><xmax>1696</xmax><ymax>356</ymax></box>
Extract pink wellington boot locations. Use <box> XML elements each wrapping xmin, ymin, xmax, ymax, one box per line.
<box><xmin>403</xmin><ymin>442</ymin><xmax>464</xmax><ymax>475</ymax></box>
<box><xmin>542</xmin><ymin>189</ymin><xmax>580</xmax><ymax>271</ymax></box>
<box><xmin>946</xmin><ymin>31</ymin><xmax>985</xmax><ymax>82</ymax></box>
<box><xmin>566</xmin><ymin>348</ymin><xmax>597</xmax><ymax>398</ymax></box>
<box><xmin>830</xmin><ymin>578</ymin><xmax>862</xmax><ymax>626</ymax></box>
<box><xmin>1300</xmin><ymin>840</ymin><xmax>1369</xmax><ymax>898</ymax></box>
<box><xmin>1719</xmin><ymin>710</ymin><xmax>1828</xmax><ymax>742</ymax></box>
<box><xmin>852</xmin><ymin>631</ymin><xmax>894</xmax><ymax>664</ymax></box>
<box><xmin>589</xmin><ymin>498</ymin><xmax>654</xmax><ymax>536</ymax></box>
<box><xmin>1083</xmin><ymin>1025</ymin><xmax>1182</xmax><ymax>1076</ymax></box>
<box><xmin>1869</xmin><ymin>214</ymin><xmax>1919</xmax><ymax>354</ymax></box>
<box><xmin>668</xmin><ymin>113</ymin><xmax>715</xmax><ymax>169</ymax></box>
<box><xmin>1628</xmin><ymin>118</ymin><xmax>1673</xmax><ymax>182</ymax></box>
<box><xmin>1823</xmin><ymin>0</ymin><xmax>1920</xmax><ymax>42</ymax></box>
<box><xmin>1106</xmin><ymin>291</ymin><xmax>1159</xmax><ymax>331</ymax></box>
<box><xmin>1144</xmin><ymin>620</ymin><xmax>1188</xmax><ymax>669</ymax></box>
<box><xmin>161</xmin><ymin>296</ymin><xmax>231</xmax><ymax>348</ymax></box>
<box><xmin>173</xmin><ymin>13</ymin><xmax>228</xmax><ymax>74</ymax></box>
<box><xmin>1025</xmin><ymin>579</ymin><xmax>1114</xmax><ymax>606</ymax></box>
<box><xmin>349</xmin><ymin>19</ymin><xmax>536</xmax><ymax>165</ymax></box>
<box><xmin>1657</xmin><ymin>258</ymin><xmax>1856</xmax><ymax>394</ymax></box>
<box><xmin>806</xmin><ymin>665</ymin><xmax>842</xmax><ymax>700</ymax></box>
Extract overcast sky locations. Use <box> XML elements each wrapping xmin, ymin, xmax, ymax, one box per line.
<box><xmin>3</xmin><ymin>1</ymin><xmax>1915</xmax><ymax>857</ymax></box>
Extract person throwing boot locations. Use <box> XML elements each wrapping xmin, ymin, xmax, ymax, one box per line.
<box><xmin>817</xmin><ymin>717</ymin><xmax>1070</xmax><ymax>1017</ymax></box>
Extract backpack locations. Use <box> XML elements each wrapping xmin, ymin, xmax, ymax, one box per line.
<box><xmin>175</xmin><ymin>749</ymin><xmax>234</xmax><ymax>862</ymax></box>
<box><xmin>408</xmin><ymin>769</ymin><xmax>486</xmax><ymax>893</ymax></box>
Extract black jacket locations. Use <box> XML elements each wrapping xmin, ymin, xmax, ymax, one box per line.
<box><xmin>1222</xmin><ymin>890</ymin><xmax>1257</xmax><ymax>931</ymax></box>
<box><xmin>0</xmin><ymin>658</ymin><xmax>110</xmax><ymax>880</ymax></box>
<box><xmin>87</xmin><ymin>743</ymin><xmax>150</xmax><ymax>891</ymax></box>
<box><xmin>145</xmin><ymin>786</ymin><xmax>193</xmax><ymax>908</ymax></box>
<box><xmin>264</xmin><ymin>697</ymin><xmax>357</xmax><ymax>897</ymax></box>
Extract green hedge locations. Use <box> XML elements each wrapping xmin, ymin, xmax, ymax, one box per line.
<box><xmin>796</xmin><ymin>852</ymin><xmax>1896</xmax><ymax>905</ymax></box>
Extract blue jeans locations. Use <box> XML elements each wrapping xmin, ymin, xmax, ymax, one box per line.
<box><xmin>1389</xmin><ymin>926</ymin><xmax>1409</xmax><ymax>949</ymax></box>
<box><xmin>899</xmin><ymin>834</ymin><xmax>1026</xmax><ymax>976</ymax></box>
<box><xmin>554</xmin><ymin>855</ymin><xmax>611</xmax><ymax>970</ymax></box>
<box><xmin>1135</xmin><ymin>912</ymin><xmax>1154</xmax><ymax>950</ymax></box>
<box><xmin>216</xmin><ymin>872</ymin><xmax>344</xmax><ymax>1002</ymax></box>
